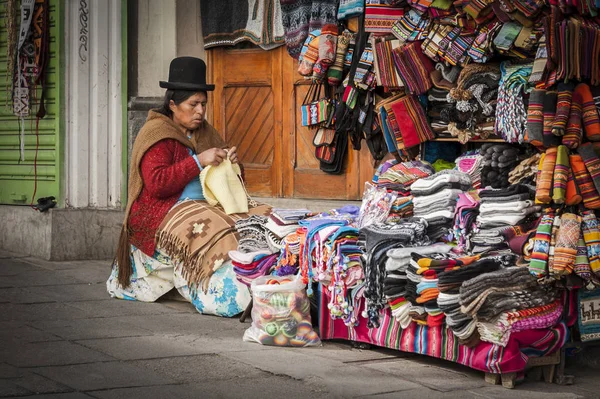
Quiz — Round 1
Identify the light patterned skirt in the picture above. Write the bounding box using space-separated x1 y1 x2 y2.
106 245 251 317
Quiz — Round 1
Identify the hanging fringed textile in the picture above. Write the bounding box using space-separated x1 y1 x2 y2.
4 0 19 110
11 0 50 162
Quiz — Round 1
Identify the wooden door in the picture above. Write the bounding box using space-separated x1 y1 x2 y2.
208 47 283 197
208 46 377 200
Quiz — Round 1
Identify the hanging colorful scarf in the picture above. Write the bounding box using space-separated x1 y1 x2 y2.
529 209 555 278
571 154 600 209
391 41 434 95
552 145 570 204
373 39 403 91
552 213 581 276
582 210 600 275
364 4 404 35
391 95 434 149
535 147 557 204
391 9 430 45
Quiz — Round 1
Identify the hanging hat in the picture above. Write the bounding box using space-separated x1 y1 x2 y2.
200 157 249 215
159 57 215 91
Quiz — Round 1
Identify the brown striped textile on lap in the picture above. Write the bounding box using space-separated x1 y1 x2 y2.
156 200 271 291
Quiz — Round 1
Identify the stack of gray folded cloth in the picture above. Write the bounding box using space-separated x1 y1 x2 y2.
471 184 541 253
411 170 472 242
437 255 515 346
459 266 558 346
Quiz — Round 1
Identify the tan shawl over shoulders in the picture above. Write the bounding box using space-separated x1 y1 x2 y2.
115 110 226 287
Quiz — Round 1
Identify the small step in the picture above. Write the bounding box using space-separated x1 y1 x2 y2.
254 197 361 214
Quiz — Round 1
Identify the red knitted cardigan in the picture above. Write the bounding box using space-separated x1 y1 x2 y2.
128 139 201 256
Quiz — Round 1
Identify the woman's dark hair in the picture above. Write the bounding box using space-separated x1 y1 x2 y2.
157 89 207 117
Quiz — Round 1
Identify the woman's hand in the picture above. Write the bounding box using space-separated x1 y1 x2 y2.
198 147 228 167
227 146 239 164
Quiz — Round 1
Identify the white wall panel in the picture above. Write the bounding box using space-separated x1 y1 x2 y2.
65 0 123 208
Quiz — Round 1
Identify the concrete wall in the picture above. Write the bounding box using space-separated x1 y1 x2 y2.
176 0 206 60
136 0 177 97
64 0 124 209
0 206 122 261
134 0 206 98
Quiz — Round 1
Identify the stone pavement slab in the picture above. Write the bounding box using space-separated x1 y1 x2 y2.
0 302 92 322
0 287 60 304
14 394 93 399
33 283 112 302
33 361 176 391
223 347 422 397
128 354 268 383
7 372 74 395
0 249 28 259
105 313 250 336
87 376 331 399
65 298 176 318
55 266 111 285
32 318 154 341
0 340 114 367
75 335 210 360
19 258 109 272
0 380 32 397
0 270 82 288
0 259 44 276
0 363 24 379
363 357 487 392
0 322 62 348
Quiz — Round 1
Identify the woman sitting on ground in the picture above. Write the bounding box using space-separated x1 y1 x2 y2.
107 57 268 316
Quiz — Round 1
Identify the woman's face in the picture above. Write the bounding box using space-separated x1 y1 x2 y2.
170 92 208 131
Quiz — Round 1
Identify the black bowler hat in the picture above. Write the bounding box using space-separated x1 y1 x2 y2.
159 57 215 91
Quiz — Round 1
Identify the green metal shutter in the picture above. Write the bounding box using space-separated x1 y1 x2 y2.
0 0 62 205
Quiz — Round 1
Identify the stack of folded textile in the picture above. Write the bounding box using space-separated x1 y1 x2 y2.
412 253 479 328
235 216 272 253
480 143 522 189
459 267 559 346
375 160 435 193
263 211 303 253
386 196 414 222
437 256 509 345
471 184 540 253
452 191 480 253
359 218 430 328
275 232 301 276
229 250 279 286
411 170 473 242
385 243 452 328
369 160 436 223
272 208 311 224
477 299 563 347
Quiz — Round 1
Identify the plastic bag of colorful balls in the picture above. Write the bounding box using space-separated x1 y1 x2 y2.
243 275 321 347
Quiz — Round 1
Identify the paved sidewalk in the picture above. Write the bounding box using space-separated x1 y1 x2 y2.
0 250 598 399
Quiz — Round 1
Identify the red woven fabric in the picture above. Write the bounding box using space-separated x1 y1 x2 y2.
129 139 201 256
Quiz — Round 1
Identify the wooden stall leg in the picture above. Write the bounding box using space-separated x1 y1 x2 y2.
239 299 253 323
554 346 576 385
501 372 517 389
542 365 556 383
485 373 500 385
